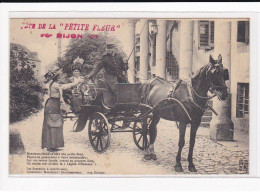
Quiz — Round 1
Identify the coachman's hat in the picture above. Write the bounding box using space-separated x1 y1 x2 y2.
106 39 116 49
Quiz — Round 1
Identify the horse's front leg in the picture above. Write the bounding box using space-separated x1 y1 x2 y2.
187 120 201 172
144 111 160 161
175 122 187 172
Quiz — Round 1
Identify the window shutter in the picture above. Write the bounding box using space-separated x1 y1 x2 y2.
199 21 214 50
245 21 249 44
237 21 246 43
210 21 214 48
237 21 249 44
199 21 209 48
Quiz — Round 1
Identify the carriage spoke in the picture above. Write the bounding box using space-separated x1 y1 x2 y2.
136 125 142 130
96 136 100 150
134 131 141 135
93 121 99 130
137 134 143 144
103 137 109 145
89 112 110 153
100 135 105 144
92 134 98 142
102 130 108 136
99 136 103 150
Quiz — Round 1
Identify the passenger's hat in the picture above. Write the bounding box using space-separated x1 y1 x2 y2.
73 56 84 65
72 56 84 71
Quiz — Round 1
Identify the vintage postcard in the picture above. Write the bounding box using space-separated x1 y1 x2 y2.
9 17 250 176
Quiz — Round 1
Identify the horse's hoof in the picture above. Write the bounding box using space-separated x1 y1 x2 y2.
174 163 183 172
150 153 157 161
144 154 152 160
188 164 197 172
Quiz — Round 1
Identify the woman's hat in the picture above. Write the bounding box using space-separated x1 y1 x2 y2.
44 65 62 83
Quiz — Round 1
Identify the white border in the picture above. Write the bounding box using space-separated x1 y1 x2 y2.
1 2 260 191
8 11 259 19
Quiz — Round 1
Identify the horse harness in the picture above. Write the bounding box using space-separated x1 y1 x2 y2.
185 78 218 116
186 81 209 113
166 78 218 122
140 77 218 123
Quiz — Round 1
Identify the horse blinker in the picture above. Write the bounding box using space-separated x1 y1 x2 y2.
224 69 229 81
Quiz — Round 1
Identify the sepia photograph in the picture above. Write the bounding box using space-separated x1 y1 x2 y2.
8 17 250 176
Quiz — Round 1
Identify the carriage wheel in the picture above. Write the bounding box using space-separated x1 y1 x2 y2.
72 119 78 131
88 112 111 153
133 116 157 150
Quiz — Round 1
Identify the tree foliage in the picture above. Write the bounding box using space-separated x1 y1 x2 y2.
9 44 43 123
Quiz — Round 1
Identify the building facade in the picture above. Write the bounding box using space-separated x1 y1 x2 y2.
126 19 249 140
10 43 42 80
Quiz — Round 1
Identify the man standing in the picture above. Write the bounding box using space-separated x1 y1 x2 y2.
85 40 128 93
75 41 128 132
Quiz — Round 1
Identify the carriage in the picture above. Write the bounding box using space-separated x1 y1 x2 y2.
61 54 229 172
62 78 156 153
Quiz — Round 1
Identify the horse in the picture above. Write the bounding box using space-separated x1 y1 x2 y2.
139 54 229 172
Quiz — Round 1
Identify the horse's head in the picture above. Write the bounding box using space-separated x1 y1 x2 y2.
207 54 229 101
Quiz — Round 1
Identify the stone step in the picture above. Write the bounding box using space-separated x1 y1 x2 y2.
203 111 212 116
200 122 210 128
201 101 213 128
201 116 212 123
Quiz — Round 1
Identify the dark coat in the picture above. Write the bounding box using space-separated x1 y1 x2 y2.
88 53 128 80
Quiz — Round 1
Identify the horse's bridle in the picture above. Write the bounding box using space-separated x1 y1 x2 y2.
208 66 229 101
187 65 229 112
186 79 224 113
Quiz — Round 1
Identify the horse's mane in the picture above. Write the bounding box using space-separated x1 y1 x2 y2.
191 63 210 80
152 76 167 83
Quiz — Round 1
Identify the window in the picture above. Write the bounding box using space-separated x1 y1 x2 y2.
135 34 140 53
198 21 214 50
136 45 140 53
236 83 249 118
166 51 179 81
237 21 249 44
134 57 140 82
135 56 140 71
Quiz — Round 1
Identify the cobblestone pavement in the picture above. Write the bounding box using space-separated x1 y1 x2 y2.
9 109 249 175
